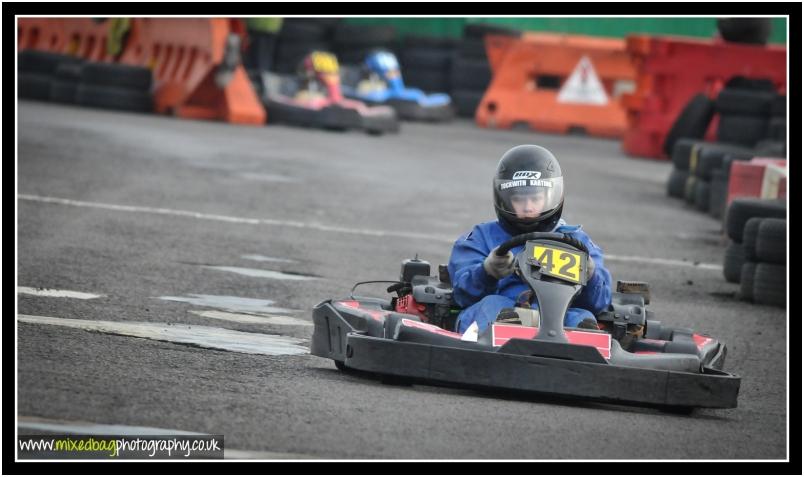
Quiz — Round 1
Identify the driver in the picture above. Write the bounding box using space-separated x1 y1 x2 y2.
448 145 612 334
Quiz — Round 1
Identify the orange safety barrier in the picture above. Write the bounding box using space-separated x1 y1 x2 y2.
18 18 68 53
476 33 636 138
18 18 117 61
17 17 264 125
119 18 265 124
622 35 786 159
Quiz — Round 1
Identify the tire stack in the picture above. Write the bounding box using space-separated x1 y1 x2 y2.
662 93 716 159
666 139 753 207
714 83 783 152
449 23 521 117
717 18 773 45
19 50 82 102
738 217 787 307
331 23 398 68
76 62 153 112
398 35 456 94
722 198 786 306
272 18 339 74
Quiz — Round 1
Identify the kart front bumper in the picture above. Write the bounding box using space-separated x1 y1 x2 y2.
311 301 740 410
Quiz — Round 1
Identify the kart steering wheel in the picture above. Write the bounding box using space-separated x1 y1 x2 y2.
495 232 589 257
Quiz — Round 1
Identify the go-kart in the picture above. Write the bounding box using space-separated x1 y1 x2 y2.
340 51 454 122
256 51 399 135
311 232 740 412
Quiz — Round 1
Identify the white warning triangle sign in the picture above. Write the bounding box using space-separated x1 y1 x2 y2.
557 56 609 105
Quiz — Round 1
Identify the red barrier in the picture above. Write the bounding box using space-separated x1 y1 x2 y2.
726 158 787 206
118 18 264 124
623 35 786 159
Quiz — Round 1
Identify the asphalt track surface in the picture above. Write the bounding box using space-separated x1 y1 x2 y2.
16 100 789 460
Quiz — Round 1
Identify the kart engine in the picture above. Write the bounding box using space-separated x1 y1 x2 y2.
391 257 460 331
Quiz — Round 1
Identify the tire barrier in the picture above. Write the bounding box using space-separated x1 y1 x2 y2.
333 24 397 66
737 218 787 308
476 33 635 138
752 263 786 307
724 198 786 243
272 18 336 74
400 35 456 95
18 50 83 102
622 35 786 159
49 62 83 104
119 18 265 124
662 93 715 157
448 24 520 118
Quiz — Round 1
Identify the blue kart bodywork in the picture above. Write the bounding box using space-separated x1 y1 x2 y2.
341 51 454 121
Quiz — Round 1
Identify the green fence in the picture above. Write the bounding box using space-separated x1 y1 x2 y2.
341 17 787 45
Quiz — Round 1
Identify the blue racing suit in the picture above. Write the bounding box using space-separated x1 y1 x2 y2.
448 219 612 333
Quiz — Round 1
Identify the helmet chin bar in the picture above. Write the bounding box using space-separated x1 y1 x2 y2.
496 203 563 234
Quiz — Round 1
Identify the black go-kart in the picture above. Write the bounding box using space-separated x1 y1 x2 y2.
311 232 740 412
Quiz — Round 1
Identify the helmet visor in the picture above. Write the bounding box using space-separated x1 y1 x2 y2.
494 176 564 219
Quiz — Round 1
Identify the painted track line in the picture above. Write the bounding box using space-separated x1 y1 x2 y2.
20 194 723 270
18 194 454 242
18 287 103 299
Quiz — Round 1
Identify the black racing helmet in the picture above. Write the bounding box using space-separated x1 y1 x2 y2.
493 145 565 234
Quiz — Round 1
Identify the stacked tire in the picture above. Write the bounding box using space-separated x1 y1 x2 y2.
738 217 787 307
272 18 339 74
398 35 456 94
19 50 82 102
715 81 785 155
717 18 773 45
332 23 397 68
76 62 153 112
722 199 786 307
449 23 520 117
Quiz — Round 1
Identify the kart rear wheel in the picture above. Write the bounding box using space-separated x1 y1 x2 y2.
334 360 348 371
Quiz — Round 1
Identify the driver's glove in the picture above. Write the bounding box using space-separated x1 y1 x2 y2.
483 247 515 279
586 255 596 280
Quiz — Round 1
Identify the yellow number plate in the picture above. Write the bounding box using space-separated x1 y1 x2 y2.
532 245 585 284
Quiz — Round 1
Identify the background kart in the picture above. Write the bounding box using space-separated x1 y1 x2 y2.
256 71 399 135
340 51 454 122
311 232 741 412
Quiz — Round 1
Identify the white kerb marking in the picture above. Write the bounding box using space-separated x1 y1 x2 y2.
202 266 317 281
157 294 298 315
18 194 455 242
189 310 311 327
18 315 309 356
241 254 298 263
18 287 103 299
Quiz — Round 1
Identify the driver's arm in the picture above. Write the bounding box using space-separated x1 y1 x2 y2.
448 228 500 308
571 232 612 314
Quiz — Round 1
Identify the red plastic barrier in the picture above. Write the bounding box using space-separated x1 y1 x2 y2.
623 35 786 159
118 18 265 124
726 158 787 206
